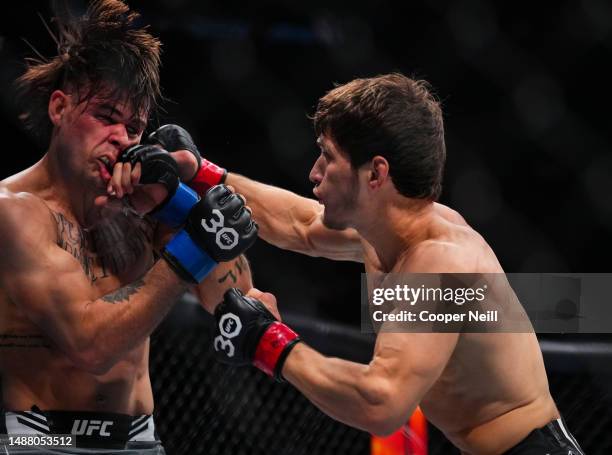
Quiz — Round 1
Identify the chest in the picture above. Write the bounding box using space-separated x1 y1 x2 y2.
53 211 156 295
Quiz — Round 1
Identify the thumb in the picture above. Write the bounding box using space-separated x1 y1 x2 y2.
247 287 276 304
246 288 281 321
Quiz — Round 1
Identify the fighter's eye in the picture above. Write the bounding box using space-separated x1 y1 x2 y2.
97 114 113 124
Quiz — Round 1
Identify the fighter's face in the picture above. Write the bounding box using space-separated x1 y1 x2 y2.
50 90 146 195
309 134 360 230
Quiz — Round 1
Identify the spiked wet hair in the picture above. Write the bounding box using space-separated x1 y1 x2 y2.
15 0 162 146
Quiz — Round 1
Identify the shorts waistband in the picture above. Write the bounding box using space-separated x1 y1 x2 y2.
543 417 585 454
3 407 158 450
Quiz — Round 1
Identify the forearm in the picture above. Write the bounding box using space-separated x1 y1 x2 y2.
195 255 253 313
225 173 321 254
76 260 188 373
282 343 412 435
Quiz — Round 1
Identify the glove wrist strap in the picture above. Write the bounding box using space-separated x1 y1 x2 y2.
163 230 217 282
253 322 301 380
189 160 227 195
152 183 200 228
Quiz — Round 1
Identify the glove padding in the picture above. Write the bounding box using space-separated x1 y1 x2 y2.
146 124 201 178
119 144 180 196
185 185 258 263
214 288 301 381
148 124 226 193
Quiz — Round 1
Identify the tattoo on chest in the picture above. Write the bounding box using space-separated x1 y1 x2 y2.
52 211 155 283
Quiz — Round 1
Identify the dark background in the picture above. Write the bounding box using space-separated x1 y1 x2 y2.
1 0 611 325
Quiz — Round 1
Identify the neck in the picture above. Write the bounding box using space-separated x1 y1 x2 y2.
356 197 434 271
25 148 94 227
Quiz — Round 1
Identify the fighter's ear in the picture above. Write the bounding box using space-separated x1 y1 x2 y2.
368 155 389 189
48 90 71 127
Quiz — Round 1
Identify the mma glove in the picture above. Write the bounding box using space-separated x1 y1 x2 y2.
119 143 180 196
119 144 200 228
213 288 301 381
162 185 258 283
146 124 226 195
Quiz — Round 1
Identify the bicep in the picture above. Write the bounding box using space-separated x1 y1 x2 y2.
298 215 364 262
2 234 95 351
225 174 363 261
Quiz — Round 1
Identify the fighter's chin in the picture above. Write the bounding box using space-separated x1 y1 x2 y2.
93 195 125 216
321 210 350 231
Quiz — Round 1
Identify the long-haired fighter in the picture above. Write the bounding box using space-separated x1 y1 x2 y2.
0 1 256 453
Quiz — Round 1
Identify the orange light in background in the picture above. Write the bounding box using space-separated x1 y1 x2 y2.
371 407 428 455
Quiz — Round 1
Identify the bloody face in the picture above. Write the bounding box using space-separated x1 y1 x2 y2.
52 90 146 196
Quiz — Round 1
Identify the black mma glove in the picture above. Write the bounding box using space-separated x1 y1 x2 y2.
146 124 202 180
148 124 226 194
162 185 258 282
213 288 301 381
119 144 180 196
120 144 202 228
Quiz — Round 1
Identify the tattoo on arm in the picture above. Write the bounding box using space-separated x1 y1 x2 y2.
0 334 51 348
101 278 145 304
217 256 249 284
218 270 237 284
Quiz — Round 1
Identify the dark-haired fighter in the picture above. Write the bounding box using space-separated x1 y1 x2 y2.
190 74 584 454
0 1 256 453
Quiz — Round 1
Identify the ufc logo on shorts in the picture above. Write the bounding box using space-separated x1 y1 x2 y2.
214 313 242 358
71 419 114 437
201 209 239 250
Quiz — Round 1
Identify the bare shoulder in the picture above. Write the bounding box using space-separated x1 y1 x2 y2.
432 202 469 225
0 188 56 251
402 240 471 273
402 206 504 274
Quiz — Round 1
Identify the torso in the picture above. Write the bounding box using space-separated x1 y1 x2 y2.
0 176 157 415
363 203 558 454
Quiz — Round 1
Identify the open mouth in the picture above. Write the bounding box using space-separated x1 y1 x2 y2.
97 157 113 181
99 156 113 172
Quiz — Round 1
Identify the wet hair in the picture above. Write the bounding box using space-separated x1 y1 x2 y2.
314 73 446 200
15 0 162 146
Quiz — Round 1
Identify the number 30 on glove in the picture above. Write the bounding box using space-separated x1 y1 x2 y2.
213 288 301 381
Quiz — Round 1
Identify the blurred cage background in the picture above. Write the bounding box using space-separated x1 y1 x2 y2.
1 0 612 453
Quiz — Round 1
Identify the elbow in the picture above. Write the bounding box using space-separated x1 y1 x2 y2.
358 379 412 436
362 401 409 436
365 413 408 437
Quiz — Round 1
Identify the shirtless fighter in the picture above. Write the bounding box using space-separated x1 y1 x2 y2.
0 1 256 453
183 74 584 453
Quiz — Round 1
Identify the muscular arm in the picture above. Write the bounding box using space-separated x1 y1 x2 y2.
273 245 475 435
226 173 363 262
0 194 188 375
282 331 458 435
